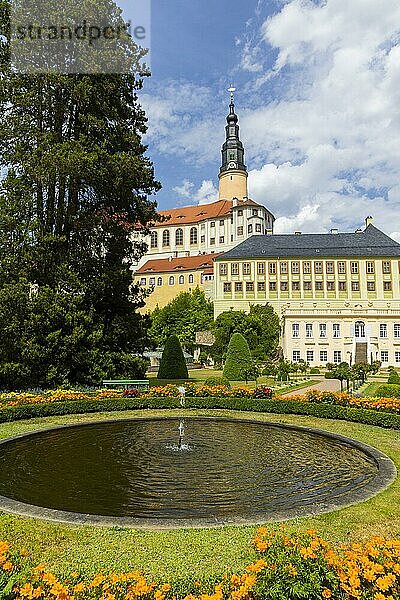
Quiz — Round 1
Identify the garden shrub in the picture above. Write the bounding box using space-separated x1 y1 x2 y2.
204 376 231 388
309 367 320 374
157 335 188 380
375 383 400 398
388 370 400 384
223 333 253 381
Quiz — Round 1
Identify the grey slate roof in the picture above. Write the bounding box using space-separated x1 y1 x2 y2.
216 225 400 260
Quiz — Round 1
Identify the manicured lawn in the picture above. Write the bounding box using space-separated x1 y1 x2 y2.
0 408 398 582
360 381 385 397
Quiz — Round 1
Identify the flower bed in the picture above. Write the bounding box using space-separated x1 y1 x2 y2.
1 529 400 599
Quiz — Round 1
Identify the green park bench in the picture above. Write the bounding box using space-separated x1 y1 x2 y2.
102 379 150 391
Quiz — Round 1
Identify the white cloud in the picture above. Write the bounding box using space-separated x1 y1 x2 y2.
172 179 218 206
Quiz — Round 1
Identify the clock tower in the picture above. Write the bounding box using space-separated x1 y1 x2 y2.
219 88 248 201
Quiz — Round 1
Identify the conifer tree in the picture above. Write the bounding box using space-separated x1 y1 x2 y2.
0 0 160 387
223 333 253 381
157 335 189 380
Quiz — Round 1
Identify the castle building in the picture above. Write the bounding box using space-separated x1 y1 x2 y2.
136 94 275 270
213 220 400 366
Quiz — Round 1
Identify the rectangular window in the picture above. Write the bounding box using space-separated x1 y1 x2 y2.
269 262 277 275
339 281 347 291
291 261 300 274
231 263 239 275
326 261 334 274
237 226 244 236
200 235 205 243
303 261 311 274
210 221 215 228
252 209 258 216
303 281 312 290
333 350 342 364
384 281 392 291
210 238 215 245
333 324 341 338
281 281 288 291
219 219 224 226
243 263 251 275
292 281 300 291
149 277 155 286
257 281 266 291
381 350 389 363
306 350 314 363
255 223 262 232
352 281 360 291
246 282 254 292
396 351 400 363
269 281 277 291
235 282 243 292
367 281 375 291
223 282 232 292
292 350 301 362
140 278 146 286
248 224 253 234
351 262 359 274
338 262 346 274
320 350 328 362
382 261 391 274
327 281 335 291
306 323 313 338
238 209 243 217
366 261 375 274
380 324 388 338
319 323 327 338
394 324 400 338
292 323 300 338
257 262 265 275
315 262 323 274
219 236 225 244
280 262 288 274
315 281 323 291
219 264 227 276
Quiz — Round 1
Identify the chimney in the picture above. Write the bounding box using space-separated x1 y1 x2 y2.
365 215 373 228
355 228 363 234
330 228 338 234
294 231 301 235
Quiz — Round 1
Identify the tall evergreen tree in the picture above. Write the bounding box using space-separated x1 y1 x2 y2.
157 335 189 380
0 0 160 387
223 333 253 382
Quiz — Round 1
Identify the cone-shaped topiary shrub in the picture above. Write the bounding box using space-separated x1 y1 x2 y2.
157 335 189 379
223 333 253 381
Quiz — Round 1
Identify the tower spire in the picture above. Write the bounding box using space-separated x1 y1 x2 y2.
218 86 248 201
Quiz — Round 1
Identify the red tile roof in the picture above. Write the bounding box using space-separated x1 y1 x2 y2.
135 253 222 275
152 198 263 227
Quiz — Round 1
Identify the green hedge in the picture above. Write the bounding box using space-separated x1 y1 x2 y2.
375 383 400 398
1 396 399 430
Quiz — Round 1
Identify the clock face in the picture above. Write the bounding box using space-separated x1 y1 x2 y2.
228 161 236 169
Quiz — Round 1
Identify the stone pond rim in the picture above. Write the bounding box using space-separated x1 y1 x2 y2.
0 416 396 530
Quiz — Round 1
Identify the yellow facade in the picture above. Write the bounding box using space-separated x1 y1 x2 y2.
218 170 248 201
214 254 400 366
134 269 213 313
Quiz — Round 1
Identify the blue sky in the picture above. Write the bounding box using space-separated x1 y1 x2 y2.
120 0 400 240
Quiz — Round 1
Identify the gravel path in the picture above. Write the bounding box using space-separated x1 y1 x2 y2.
281 377 342 397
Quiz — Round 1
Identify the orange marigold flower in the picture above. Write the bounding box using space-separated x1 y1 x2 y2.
2 561 13 571
322 589 332 598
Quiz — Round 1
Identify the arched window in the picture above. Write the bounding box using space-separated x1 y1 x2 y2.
157 277 162 286
355 321 366 339
179 275 184 284
190 227 198 245
169 276 175 285
175 228 184 246
162 230 170 247
188 274 194 284
150 231 158 248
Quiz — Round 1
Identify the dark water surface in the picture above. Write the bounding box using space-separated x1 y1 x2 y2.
0 418 378 519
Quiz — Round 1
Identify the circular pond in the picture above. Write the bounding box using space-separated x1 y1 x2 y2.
0 417 395 528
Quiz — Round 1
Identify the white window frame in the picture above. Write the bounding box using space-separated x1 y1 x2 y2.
333 324 341 338
319 323 327 338
292 323 300 338
380 324 388 338
305 323 313 338
333 350 342 364
381 351 389 363
292 350 301 362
